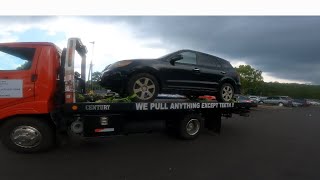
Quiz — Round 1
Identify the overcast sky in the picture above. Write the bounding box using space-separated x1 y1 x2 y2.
0 16 319 84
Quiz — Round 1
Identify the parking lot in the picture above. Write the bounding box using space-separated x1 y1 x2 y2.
0 106 319 180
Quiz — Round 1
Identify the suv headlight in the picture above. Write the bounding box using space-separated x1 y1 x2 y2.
108 60 132 69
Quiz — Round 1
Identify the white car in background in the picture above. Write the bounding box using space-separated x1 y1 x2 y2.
248 95 264 103
307 99 320 106
262 96 293 107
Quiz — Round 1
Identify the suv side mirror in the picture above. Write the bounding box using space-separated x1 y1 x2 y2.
170 54 183 65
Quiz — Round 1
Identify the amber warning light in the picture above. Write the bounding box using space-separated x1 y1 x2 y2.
72 105 78 111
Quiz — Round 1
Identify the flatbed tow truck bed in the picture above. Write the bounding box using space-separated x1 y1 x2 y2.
61 100 250 138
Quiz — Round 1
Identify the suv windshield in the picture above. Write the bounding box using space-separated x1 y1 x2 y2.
157 51 178 59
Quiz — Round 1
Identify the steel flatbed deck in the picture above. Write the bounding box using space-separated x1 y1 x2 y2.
60 100 251 138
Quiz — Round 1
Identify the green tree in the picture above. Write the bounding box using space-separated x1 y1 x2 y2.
260 82 320 99
235 65 264 95
92 71 102 82
87 71 103 91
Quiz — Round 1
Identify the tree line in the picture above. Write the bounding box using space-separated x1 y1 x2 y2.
235 65 320 99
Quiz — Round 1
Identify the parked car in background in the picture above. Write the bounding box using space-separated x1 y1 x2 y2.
258 96 268 103
248 95 261 103
262 96 293 107
292 99 311 107
306 99 320 106
100 49 241 102
234 95 258 107
292 100 303 107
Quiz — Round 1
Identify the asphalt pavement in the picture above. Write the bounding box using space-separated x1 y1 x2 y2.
0 106 320 180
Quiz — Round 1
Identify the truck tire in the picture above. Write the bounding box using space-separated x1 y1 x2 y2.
0 117 55 153
179 114 203 140
127 73 159 102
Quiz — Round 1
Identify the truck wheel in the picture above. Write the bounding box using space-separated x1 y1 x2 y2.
128 73 159 102
0 117 55 153
217 83 234 102
179 114 203 140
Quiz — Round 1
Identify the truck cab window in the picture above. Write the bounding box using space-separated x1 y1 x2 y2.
0 47 35 70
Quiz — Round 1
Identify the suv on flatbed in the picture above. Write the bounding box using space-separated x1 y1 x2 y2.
100 49 241 102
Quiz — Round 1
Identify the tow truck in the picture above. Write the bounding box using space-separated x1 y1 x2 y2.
0 38 250 153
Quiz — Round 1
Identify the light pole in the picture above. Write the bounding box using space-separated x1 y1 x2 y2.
88 41 95 91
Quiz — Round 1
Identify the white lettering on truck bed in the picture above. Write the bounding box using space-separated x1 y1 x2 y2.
85 105 110 111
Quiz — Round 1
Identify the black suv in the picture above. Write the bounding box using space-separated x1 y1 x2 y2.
100 49 241 102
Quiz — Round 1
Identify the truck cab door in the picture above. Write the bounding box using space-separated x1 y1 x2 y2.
0 45 39 110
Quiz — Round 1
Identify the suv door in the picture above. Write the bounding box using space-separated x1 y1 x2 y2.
163 51 202 90
0 46 38 110
197 53 225 92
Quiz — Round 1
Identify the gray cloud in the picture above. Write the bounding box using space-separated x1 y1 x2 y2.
88 16 320 84
1 16 319 84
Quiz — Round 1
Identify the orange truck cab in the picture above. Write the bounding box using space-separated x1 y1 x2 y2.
0 42 62 119
0 38 87 153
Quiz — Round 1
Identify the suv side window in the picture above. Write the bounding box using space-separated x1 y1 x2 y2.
176 51 197 65
0 47 35 71
219 60 233 69
198 53 221 68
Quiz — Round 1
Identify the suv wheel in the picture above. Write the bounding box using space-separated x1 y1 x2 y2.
217 83 234 102
128 73 159 102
